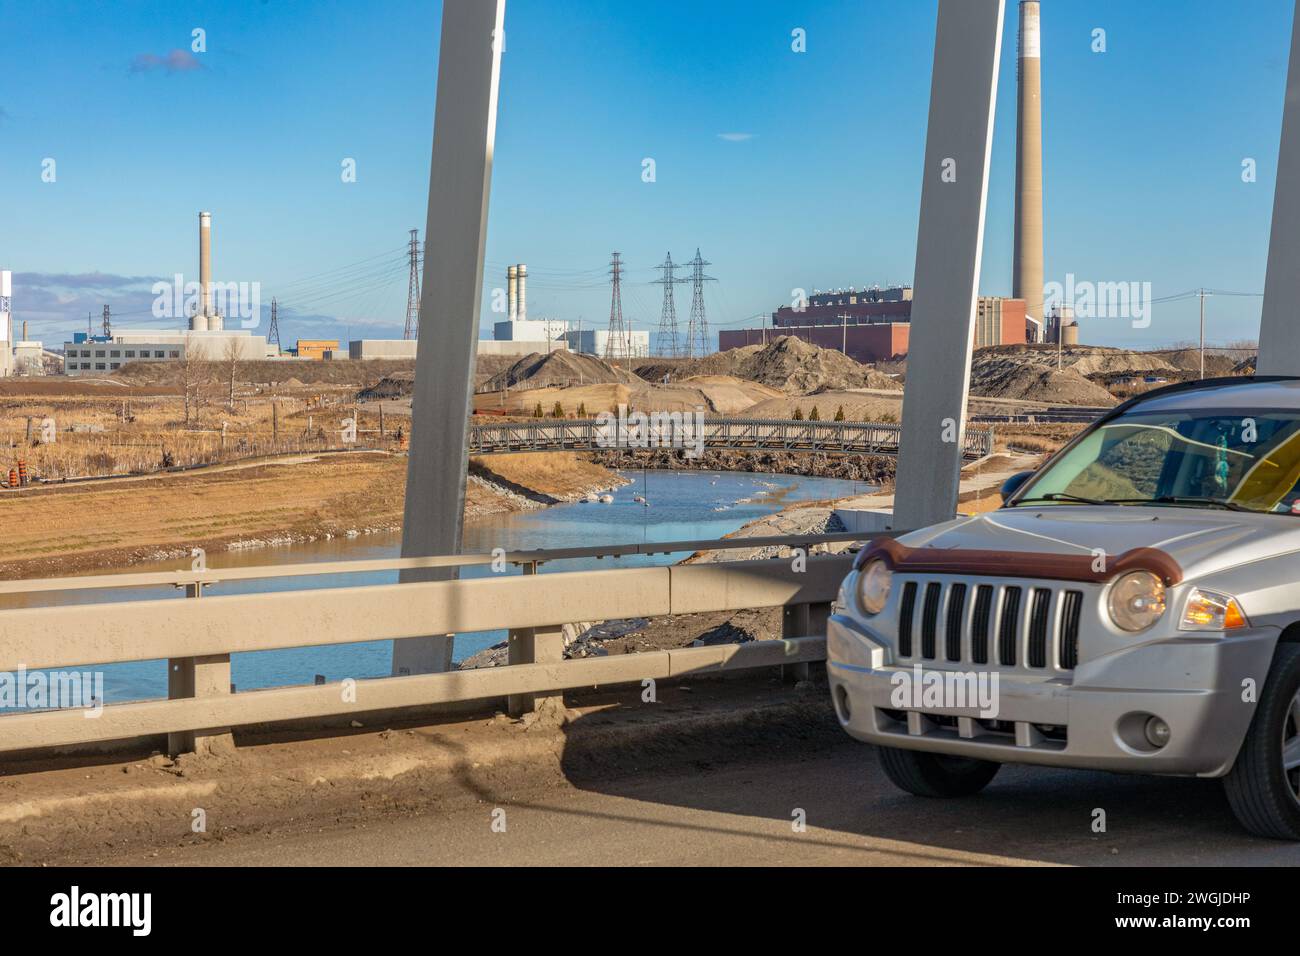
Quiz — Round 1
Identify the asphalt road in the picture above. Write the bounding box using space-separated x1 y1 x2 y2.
115 739 1300 866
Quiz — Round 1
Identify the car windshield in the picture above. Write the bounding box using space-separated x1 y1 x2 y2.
1012 408 1300 514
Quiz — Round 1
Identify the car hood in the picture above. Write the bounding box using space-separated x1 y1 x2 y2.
900 505 1300 582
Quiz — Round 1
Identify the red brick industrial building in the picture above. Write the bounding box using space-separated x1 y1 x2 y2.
718 288 1027 362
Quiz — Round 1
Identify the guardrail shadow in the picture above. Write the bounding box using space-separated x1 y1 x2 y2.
548 674 1296 865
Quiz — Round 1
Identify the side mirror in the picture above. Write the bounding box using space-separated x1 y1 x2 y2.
1000 470 1035 504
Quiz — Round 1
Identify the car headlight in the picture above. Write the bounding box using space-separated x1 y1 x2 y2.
1180 588 1248 631
855 559 892 616
1108 570 1166 632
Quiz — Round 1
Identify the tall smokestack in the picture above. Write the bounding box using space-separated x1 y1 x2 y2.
507 265 518 321
199 211 213 317
517 264 527 323
1013 1 1045 336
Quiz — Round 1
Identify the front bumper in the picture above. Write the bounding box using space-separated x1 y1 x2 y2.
827 612 1279 777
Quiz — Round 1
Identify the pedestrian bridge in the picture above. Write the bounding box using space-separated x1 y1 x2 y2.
469 418 996 460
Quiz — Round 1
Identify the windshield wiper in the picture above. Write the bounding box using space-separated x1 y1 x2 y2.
1147 495 1256 513
1097 495 1258 513
1015 493 1116 506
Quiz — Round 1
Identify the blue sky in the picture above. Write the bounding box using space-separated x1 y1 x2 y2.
0 0 1293 350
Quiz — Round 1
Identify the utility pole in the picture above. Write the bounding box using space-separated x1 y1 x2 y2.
1198 287 1212 379
654 252 683 358
838 311 851 356
605 252 626 362
403 229 421 340
683 248 716 359
268 298 282 354
1056 307 1062 371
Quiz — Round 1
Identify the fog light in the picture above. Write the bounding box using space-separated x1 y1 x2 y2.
1144 716 1171 749
834 684 852 723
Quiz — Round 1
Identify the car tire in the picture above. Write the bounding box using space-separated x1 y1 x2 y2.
1224 643 1300 840
877 746 1000 798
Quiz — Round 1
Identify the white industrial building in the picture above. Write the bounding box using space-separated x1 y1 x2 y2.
562 328 650 360
62 212 275 376
477 262 571 357
349 339 419 360
63 330 272 375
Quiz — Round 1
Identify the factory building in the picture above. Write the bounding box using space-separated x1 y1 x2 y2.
561 328 651 360
290 339 339 361
481 262 573 357
718 288 1027 362
63 329 271 375
349 339 419 360
62 212 273 376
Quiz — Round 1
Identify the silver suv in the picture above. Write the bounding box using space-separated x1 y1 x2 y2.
828 376 1300 839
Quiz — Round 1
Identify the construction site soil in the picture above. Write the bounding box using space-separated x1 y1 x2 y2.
638 336 903 393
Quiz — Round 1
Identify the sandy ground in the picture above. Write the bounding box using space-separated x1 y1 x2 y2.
0 450 619 580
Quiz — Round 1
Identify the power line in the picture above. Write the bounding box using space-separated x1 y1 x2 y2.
682 248 716 359
605 252 627 361
268 298 282 353
653 252 684 358
404 229 421 340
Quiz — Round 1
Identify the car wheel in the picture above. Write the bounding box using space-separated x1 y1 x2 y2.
1224 643 1300 840
877 745 1000 798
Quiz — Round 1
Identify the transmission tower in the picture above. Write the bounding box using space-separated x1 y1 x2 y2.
268 298 282 353
102 304 111 338
654 253 685 358
403 229 422 340
605 252 628 361
683 249 716 359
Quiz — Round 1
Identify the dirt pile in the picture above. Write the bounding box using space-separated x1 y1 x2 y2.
1159 349 1241 378
975 344 1177 379
358 372 414 401
969 355 1117 406
640 337 901 395
116 358 416 387
482 350 639 391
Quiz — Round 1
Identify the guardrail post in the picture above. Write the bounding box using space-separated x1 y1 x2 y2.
506 562 566 718
781 602 812 682
167 582 234 756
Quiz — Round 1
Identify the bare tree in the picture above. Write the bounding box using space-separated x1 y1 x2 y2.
178 342 209 425
222 337 243 411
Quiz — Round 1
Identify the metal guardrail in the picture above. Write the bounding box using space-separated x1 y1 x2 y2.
0 532 867 595
0 534 862 757
468 417 995 460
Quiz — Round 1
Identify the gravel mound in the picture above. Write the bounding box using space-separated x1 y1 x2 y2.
969 356 1117 405
482 350 639 390
639 336 901 395
357 372 414 400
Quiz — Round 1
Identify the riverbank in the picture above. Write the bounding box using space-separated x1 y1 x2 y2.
0 450 623 581
588 448 895 484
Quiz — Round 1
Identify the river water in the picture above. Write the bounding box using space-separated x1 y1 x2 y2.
5 470 872 705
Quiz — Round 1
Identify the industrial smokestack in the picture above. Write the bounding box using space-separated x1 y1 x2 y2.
517 264 527 323
507 265 518 321
1013 1 1045 334
199 211 213 318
